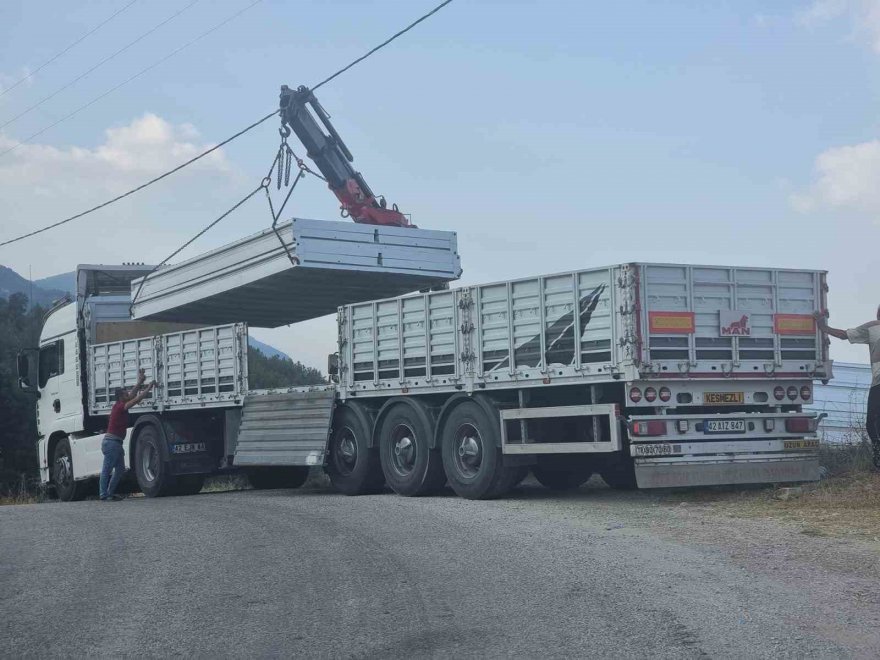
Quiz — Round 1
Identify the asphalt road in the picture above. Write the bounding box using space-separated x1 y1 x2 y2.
2 481 879 659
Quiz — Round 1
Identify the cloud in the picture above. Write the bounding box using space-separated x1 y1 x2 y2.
0 113 230 189
796 0 880 52
790 139 880 212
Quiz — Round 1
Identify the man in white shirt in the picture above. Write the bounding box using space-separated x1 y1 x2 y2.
815 308 880 468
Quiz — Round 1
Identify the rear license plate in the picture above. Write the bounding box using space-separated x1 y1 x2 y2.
631 443 678 457
784 439 819 450
171 442 206 454
704 391 744 405
704 419 745 434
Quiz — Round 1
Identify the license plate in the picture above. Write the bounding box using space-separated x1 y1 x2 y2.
704 391 744 405
784 439 819 450
632 443 678 457
704 419 745 434
171 442 206 454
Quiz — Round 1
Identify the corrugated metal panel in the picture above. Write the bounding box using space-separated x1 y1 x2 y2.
89 322 248 413
129 217 461 328
808 362 871 444
641 264 828 376
232 389 335 466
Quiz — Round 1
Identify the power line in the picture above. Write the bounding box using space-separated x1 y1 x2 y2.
0 0 200 132
0 110 277 248
311 0 454 92
0 0 140 98
0 0 262 158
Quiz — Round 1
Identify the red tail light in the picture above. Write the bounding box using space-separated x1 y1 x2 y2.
632 420 667 436
786 386 798 401
629 387 642 403
659 387 672 402
785 417 817 433
800 385 811 400
773 386 785 401
644 387 657 402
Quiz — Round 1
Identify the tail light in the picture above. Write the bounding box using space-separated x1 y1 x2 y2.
785 417 818 433
631 420 667 436
659 387 672 402
773 386 785 401
629 387 642 403
644 387 657 402
786 386 798 401
800 385 811 400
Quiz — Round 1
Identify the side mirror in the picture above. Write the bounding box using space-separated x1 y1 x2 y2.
327 353 339 379
17 349 40 396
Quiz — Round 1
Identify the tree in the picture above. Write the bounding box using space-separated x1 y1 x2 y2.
248 348 326 389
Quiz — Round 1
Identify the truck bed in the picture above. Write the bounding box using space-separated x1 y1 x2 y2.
338 262 830 398
88 323 249 414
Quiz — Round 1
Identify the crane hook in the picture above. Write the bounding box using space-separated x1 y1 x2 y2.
279 124 291 139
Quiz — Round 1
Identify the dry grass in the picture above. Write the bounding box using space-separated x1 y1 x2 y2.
661 442 880 541
0 475 49 506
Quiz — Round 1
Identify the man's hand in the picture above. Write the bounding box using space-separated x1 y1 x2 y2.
137 368 146 385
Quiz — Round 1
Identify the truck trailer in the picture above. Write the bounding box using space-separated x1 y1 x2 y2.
18 261 830 501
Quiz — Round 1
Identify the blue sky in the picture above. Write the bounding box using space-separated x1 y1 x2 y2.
1 0 878 368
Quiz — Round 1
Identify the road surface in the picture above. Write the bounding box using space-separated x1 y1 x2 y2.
2 480 879 658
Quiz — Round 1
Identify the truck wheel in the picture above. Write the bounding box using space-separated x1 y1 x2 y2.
532 455 593 491
172 475 206 496
440 400 517 500
134 425 177 498
52 438 84 502
326 405 384 496
599 455 638 490
378 403 445 496
247 467 309 490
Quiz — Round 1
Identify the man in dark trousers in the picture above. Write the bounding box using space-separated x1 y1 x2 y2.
815 308 880 468
100 368 156 501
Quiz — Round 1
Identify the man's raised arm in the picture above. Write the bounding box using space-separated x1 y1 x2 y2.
814 310 848 341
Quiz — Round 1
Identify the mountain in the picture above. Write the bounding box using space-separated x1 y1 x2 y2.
248 337 291 361
34 272 76 296
0 266 70 308
1 266 293 361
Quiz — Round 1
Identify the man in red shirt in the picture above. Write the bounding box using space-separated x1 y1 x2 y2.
100 368 156 501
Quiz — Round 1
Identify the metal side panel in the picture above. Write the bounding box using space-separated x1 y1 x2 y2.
130 217 461 328
232 390 336 467
635 457 819 488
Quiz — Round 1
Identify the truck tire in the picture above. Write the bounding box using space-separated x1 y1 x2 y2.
172 475 206 496
326 405 384 496
52 438 85 502
247 467 309 490
378 403 445 496
440 400 517 500
532 455 593 491
599 455 638 490
134 424 177 498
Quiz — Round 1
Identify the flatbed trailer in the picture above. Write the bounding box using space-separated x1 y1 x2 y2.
21 262 830 501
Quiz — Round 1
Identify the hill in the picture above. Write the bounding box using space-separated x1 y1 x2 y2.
0 266 69 308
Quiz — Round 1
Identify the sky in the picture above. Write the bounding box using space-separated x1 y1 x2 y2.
1 0 878 369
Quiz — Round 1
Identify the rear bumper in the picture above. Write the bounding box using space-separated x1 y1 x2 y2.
635 456 818 488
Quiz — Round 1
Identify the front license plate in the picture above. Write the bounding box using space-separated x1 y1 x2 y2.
784 439 819 450
704 391 744 405
632 443 678 457
704 419 745 434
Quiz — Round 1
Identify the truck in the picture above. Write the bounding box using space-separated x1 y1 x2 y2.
18 261 831 501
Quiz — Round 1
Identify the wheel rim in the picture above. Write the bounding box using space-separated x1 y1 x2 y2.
333 427 358 476
142 442 159 482
54 452 72 489
453 423 483 479
388 423 417 477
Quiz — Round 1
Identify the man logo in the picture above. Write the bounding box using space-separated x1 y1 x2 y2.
720 311 751 336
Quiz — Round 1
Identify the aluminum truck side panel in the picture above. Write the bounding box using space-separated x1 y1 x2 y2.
88 323 248 414
638 264 830 380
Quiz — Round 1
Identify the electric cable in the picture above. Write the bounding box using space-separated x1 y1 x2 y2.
0 0 139 98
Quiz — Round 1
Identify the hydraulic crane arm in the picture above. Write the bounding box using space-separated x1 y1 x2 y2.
279 85 411 228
